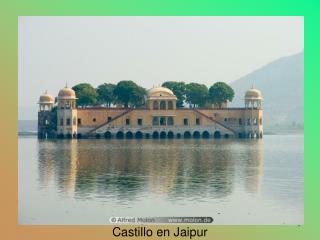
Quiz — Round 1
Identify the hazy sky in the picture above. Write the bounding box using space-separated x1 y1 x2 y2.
18 16 303 120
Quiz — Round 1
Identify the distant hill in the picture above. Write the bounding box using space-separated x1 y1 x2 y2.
19 53 303 133
230 52 304 129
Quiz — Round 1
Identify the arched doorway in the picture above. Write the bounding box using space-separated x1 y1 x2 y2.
116 131 124 139
160 131 167 139
160 101 166 110
135 131 143 139
214 131 221 139
167 131 174 139
58 133 64 139
153 101 159 110
152 131 159 139
57 134 64 139
193 131 200 138
66 133 72 139
126 131 133 139
104 131 112 139
184 131 191 138
202 131 210 138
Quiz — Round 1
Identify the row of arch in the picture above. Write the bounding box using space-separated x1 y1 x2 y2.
88 130 229 139
57 131 262 139
152 100 174 110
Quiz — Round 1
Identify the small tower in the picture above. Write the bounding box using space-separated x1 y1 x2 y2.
57 85 78 138
38 91 55 138
244 86 263 138
146 86 177 110
245 86 262 109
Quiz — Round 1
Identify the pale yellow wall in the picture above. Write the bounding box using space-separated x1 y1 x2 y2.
77 108 125 127
199 108 263 131
76 108 263 130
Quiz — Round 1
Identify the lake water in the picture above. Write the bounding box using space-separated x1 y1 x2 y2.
18 135 304 224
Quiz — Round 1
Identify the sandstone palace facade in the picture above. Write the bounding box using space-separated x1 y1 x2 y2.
38 86 263 139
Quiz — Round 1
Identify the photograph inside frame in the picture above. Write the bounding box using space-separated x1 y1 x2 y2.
18 16 304 224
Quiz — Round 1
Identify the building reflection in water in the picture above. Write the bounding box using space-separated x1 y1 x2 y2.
37 139 264 203
242 140 264 193
38 139 79 197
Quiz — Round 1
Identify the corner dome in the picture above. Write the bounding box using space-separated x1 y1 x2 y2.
58 86 76 99
147 86 176 99
245 88 263 100
39 90 54 104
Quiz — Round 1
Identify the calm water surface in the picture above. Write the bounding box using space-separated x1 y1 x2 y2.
18 135 303 224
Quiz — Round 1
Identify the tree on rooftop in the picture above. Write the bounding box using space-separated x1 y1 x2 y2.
72 83 97 107
162 81 186 108
96 83 116 107
185 82 208 108
208 82 234 108
113 80 146 108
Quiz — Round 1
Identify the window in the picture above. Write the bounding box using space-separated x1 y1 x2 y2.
126 118 130 125
160 117 166 126
160 101 166 110
239 118 242 125
65 102 71 109
45 119 49 125
167 117 174 125
66 118 71 126
196 118 200 125
152 117 159 126
60 118 63 126
253 118 258 125
153 101 159 110
108 117 112 122
73 117 76 125
168 101 173 110
247 118 251 125
137 118 143 126
183 118 189 126
78 118 82 125
93 118 96 122
224 118 227 122
259 118 262 125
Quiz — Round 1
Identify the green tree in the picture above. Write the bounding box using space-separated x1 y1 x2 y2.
96 83 116 107
72 83 97 107
113 80 146 108
185 82 208 107
208 82 234 108
162 81 186 108
130 85 146 108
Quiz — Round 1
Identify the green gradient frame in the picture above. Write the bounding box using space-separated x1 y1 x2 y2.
1 0 318 239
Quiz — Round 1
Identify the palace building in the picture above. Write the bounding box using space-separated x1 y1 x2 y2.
38 85 263 139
